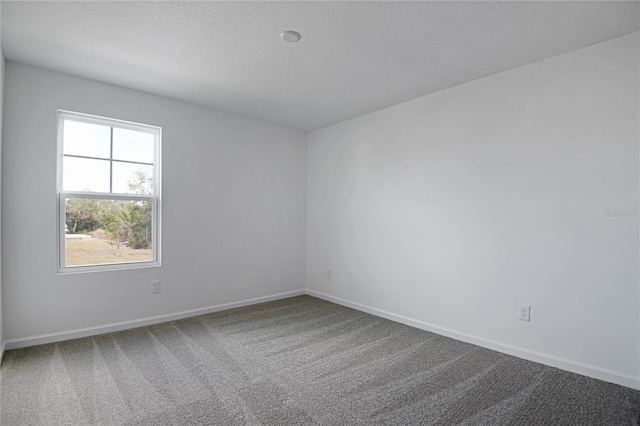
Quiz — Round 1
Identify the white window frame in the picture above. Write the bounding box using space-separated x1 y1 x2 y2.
57 110 162 273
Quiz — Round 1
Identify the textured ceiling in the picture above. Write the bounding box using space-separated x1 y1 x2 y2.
1 1 639 131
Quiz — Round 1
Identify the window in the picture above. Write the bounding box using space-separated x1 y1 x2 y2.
57 111 161 272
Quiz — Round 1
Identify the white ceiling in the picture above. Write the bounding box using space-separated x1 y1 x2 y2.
1 1 639 131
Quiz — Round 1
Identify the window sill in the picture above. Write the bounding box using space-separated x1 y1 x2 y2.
57 260 161 275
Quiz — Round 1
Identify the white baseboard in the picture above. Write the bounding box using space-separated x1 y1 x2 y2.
4 288 638 390
3 290 306 351
306 289 640 391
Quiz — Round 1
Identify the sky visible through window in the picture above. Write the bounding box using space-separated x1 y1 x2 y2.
63 120 154 194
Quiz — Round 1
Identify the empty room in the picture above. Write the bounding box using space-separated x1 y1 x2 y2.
0 1 639 425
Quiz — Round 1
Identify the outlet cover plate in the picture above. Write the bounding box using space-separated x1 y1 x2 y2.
518 304 531 321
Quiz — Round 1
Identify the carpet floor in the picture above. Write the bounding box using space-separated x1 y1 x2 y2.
1 295 638 425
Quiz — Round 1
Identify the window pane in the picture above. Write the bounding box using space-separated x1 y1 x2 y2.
112 162 153 195
63 157 110 192
63 120 111 159
112 128 154 164
65 198 153 267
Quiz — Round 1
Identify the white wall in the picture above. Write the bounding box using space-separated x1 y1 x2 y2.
0 46 5 357
2 63 307 343
307 33 639 388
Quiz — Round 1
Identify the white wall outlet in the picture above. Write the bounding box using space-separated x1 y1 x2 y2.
518 304 531 321
327 269 332 280
152 280 161 294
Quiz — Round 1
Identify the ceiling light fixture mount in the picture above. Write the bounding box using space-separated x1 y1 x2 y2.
280 30 301 43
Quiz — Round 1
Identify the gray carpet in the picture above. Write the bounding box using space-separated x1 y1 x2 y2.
1 295 638 425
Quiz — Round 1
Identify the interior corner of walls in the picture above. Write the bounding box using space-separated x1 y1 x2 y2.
0 44 4 363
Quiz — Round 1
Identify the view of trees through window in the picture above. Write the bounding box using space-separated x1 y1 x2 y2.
65 169 154 266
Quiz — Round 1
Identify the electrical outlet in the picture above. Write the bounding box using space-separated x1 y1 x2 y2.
518 304 530 321
152 280 161 294
327 269 332 280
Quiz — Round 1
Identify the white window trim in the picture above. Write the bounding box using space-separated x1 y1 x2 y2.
57 110 162 274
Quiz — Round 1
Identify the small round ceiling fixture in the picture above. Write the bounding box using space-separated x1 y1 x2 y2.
280 30 301 43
